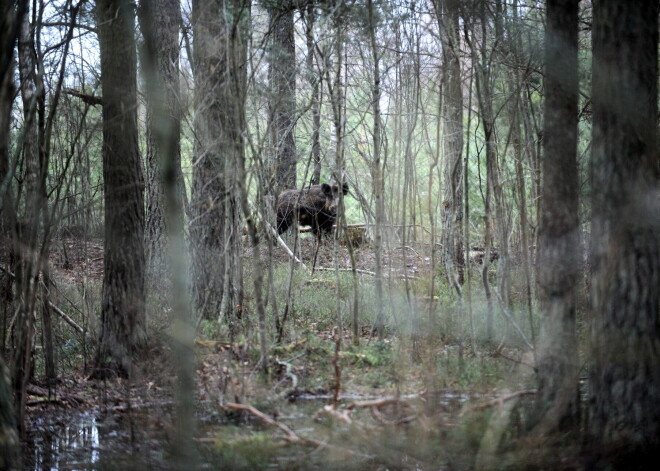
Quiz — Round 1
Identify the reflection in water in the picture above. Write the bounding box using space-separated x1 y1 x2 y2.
28 412 100 470
25 405 176 470
23 391 473 470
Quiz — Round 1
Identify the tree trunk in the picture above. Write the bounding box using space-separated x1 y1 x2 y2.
268 4 297 194
139 0 184 285
190 0 249 325
13 8 42 434
434 0 465 296
0 357 17 468
94 0 146 378
141 0 197 464
587 0 660 464
0 0 22 360
303 3 322 186
0 3 21 456
367 0 384 339
534 0 580 434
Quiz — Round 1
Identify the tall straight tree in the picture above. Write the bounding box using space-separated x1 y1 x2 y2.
366 0 385 339
141 1 196 464
94 0 146 377
268 1 297 193
433 0 465 295
190 0 249 322
534 0 580 434
588 0 659 464
139 0 184 283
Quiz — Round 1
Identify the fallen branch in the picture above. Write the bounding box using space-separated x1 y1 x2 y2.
251 204 307 270
226 402 303 442
27 383 88 407
48 301 84 334
224 402 371 461
0 265 84 334
462 390 537 415
346 397 417 426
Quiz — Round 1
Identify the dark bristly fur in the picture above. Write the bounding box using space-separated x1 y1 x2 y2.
276 183 349 237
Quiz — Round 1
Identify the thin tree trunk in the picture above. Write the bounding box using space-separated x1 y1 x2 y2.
303 3 322 186
366 0 385 340
465 5 495 340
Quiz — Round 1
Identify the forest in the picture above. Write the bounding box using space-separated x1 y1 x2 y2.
0 0 658 469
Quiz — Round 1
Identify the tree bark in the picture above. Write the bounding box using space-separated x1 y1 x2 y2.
141 0 197 464
433 0 465 296
534 0 580 434
12 8 43 434
303 3 322 185
139 0 185 285
268 3 297 194
94 0 146 378
587 0 660 464
0 1 19 360
367 0 384 339
190 0 249 323
0 357 18 469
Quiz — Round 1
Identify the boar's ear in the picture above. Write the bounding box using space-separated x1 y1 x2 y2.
341 183 349 195
321 183 333 196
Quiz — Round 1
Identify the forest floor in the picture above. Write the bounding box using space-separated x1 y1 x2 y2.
20 234 552 470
